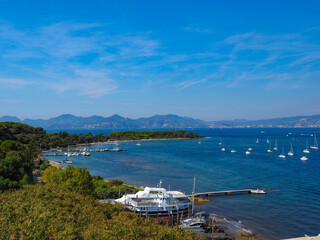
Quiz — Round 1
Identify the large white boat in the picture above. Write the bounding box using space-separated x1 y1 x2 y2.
115 187 191 216
310 134 319 150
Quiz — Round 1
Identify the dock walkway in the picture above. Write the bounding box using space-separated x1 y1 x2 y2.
188 189 265 197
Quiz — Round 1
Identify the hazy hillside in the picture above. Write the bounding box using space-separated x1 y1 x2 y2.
1 114 320 129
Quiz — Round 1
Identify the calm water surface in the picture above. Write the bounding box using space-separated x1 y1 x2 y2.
45 128 320 239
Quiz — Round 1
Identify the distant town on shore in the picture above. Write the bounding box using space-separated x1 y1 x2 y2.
1 113 320 129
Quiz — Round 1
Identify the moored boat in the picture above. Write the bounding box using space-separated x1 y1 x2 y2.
251 189 266 194
115 187 191 216
300 156 308 161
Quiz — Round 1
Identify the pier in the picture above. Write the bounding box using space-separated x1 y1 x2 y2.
188 189 267 197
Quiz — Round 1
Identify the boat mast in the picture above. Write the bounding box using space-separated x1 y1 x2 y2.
192 176 196 216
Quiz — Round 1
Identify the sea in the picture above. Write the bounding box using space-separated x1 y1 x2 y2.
45 128 320 240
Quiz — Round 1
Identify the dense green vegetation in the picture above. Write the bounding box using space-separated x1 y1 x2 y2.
42 165 141 199
0 184 200 239
109 130 204 140
0 121 204 191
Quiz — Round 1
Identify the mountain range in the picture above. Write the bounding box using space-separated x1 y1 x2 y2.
0 114 320 129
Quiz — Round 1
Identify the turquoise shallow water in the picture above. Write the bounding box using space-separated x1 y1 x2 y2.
45 128 320 239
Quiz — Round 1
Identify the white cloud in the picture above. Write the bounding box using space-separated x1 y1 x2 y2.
176 79 207 89
0 78 32 88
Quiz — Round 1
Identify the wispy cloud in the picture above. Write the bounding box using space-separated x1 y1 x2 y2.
0 78 32 88
43 68 118 97
176 79 207 89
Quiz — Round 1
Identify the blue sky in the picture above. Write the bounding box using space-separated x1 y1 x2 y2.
0 0 319 121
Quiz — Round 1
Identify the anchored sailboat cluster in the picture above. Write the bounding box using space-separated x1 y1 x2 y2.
217 134 318 162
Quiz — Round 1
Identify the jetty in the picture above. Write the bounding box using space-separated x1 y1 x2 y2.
188 189 267 197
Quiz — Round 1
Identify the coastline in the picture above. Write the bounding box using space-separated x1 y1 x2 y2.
43 136 210 152
43 156 255 239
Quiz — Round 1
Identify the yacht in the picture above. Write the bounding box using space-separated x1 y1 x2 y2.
288 143 294 156
267 142 273 153
303 140 310 153
278 146 286 158
115 187 191 216
273 139 278 151
81 151 90 156
179 215 206 232
251 189 266 194
300 156 308 161
310 134 319 150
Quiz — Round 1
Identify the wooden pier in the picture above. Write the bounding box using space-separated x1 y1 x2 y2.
188 189 264 197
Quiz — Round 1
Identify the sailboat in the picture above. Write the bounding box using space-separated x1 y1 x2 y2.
267 139 270 144
288 143 294 156
310 134 319 150
267 142 273 153
303 140 310 153
300 156 308 161
219 137 222 145
273 139 278 151
278 146 286 158
256 138 259 143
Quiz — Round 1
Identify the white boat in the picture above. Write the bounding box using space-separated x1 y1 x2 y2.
279 146 286 158
221 148 226 151
303 140 310 153
267 139 270 144
310 134 319 150
246 151 251 155
288 143 294 156
136 143 141 146
231 149 236 153
267 142 273 153
179 215 206 232
251 189 266 194
300 156 308 161
219 137 222 145
115 186 191 216
248 147 253 151
273 139 278 151
81 151 90 156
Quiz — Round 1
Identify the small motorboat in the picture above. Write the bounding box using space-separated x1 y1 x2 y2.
248 148 253 151
221 148 226 151
231 150 236 153
251 189 266 194
246 151 251 155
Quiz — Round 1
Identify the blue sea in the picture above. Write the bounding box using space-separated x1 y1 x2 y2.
45 128 320 240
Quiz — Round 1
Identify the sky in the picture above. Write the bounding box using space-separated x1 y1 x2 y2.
0 0 319 121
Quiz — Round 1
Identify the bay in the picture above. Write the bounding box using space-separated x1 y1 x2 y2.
45 128 320 239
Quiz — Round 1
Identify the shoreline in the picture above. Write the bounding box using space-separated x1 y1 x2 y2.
43 136 210 152
43 156 255 239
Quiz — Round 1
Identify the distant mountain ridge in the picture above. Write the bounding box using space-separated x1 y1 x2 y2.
0 114 210 129
1 113 320 129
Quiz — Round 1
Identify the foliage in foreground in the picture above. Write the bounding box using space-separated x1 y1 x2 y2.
42 165 140 199
0 184 200 240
